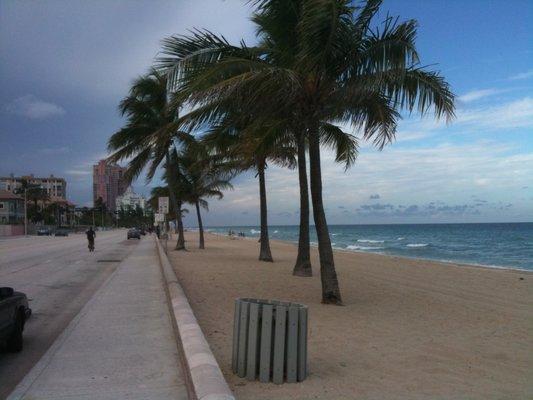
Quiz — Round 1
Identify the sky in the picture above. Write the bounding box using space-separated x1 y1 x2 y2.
0 0 532 226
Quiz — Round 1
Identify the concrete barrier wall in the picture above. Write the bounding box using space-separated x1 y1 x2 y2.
155 237 235 400
0 225 24 236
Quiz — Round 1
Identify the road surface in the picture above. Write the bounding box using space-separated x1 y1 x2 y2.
0 230 140 398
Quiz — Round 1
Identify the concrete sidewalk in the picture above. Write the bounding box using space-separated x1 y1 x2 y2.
9 238 189 400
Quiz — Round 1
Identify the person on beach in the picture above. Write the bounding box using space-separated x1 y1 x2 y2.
86 227 96 252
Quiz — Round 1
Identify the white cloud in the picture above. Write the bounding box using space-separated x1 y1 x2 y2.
199 140 533 225
396 96 533 137
4 95 65 119
508 69 533 80
458 97 533 130
458 88 502 103
65 169 92 176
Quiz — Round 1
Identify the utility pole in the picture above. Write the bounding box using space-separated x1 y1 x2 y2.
92 209 95 227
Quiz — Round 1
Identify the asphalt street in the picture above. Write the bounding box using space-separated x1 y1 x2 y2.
0 230 140 399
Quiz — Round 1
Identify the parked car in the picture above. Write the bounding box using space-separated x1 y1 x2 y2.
127 228 141 239
139 227 146 235
37 228 51 236
55 229 69 237
0 287 31 352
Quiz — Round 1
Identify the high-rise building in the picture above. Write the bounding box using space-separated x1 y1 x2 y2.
92 160 127 212
0 173 67 200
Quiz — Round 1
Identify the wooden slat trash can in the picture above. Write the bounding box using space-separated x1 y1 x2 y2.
232 298 308 384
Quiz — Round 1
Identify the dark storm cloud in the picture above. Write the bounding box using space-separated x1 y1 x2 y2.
0 0 255 206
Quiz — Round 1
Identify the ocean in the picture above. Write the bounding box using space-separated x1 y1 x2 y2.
205 223 533 271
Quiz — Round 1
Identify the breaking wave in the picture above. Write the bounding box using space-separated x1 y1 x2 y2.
347 245 385 251
406 243 429 248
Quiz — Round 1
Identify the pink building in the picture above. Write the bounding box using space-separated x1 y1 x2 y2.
92 160 127 212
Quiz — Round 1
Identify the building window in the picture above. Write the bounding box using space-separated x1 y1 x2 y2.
0 203 4 209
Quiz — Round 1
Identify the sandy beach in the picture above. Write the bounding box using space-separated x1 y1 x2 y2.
167 231 532 400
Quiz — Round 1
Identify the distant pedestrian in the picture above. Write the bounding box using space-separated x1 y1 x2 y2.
155 225 161 239
86 227 96 252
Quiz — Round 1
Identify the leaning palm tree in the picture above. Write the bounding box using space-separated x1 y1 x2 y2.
108 69 191 250
159 0 454 304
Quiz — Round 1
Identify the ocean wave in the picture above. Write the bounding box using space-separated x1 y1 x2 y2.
331 242 336 246
397 237 405 240
406 243 429 248
273 230 278 233
346 245 385 251
357 239 384 243
250 229 260 234
331 233 338 236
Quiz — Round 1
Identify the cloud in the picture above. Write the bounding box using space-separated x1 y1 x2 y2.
39 146 70 155
359 203 394 211
369 194 380 199
459 97 533 130
65 169 92 176
354 201 488 218
64 152 109 179
458 88 501 103
508 69 533 80
4 95 65 119
391 96 533 141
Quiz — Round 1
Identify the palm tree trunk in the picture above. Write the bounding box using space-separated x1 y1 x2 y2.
195 201 205 249
293 135 312 277
308 128 342 304
165 152 185 250
175 200 186 250
258 161 273 262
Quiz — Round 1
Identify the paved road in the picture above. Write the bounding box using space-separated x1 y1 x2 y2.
8 237 188 400
0 230 139 399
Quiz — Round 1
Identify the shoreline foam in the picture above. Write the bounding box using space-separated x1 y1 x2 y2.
199 229 532 273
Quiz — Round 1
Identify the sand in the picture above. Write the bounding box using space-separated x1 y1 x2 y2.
166 231 532 400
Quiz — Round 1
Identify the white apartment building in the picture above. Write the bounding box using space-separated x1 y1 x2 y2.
115 186 146 214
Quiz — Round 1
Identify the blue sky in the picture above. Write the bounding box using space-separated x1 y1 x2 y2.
0 0 532 225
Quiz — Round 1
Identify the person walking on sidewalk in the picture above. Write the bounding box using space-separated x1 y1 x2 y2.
86 227 96 252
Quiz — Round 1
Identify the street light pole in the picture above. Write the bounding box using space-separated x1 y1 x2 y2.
24 189 28 236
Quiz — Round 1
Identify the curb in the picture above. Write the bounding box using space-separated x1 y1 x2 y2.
155 237 235 400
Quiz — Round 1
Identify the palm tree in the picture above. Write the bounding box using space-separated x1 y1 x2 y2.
108 69 191 250
27 187 49 223
159 0 454 304
174 141 234 249
201 114 295 261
